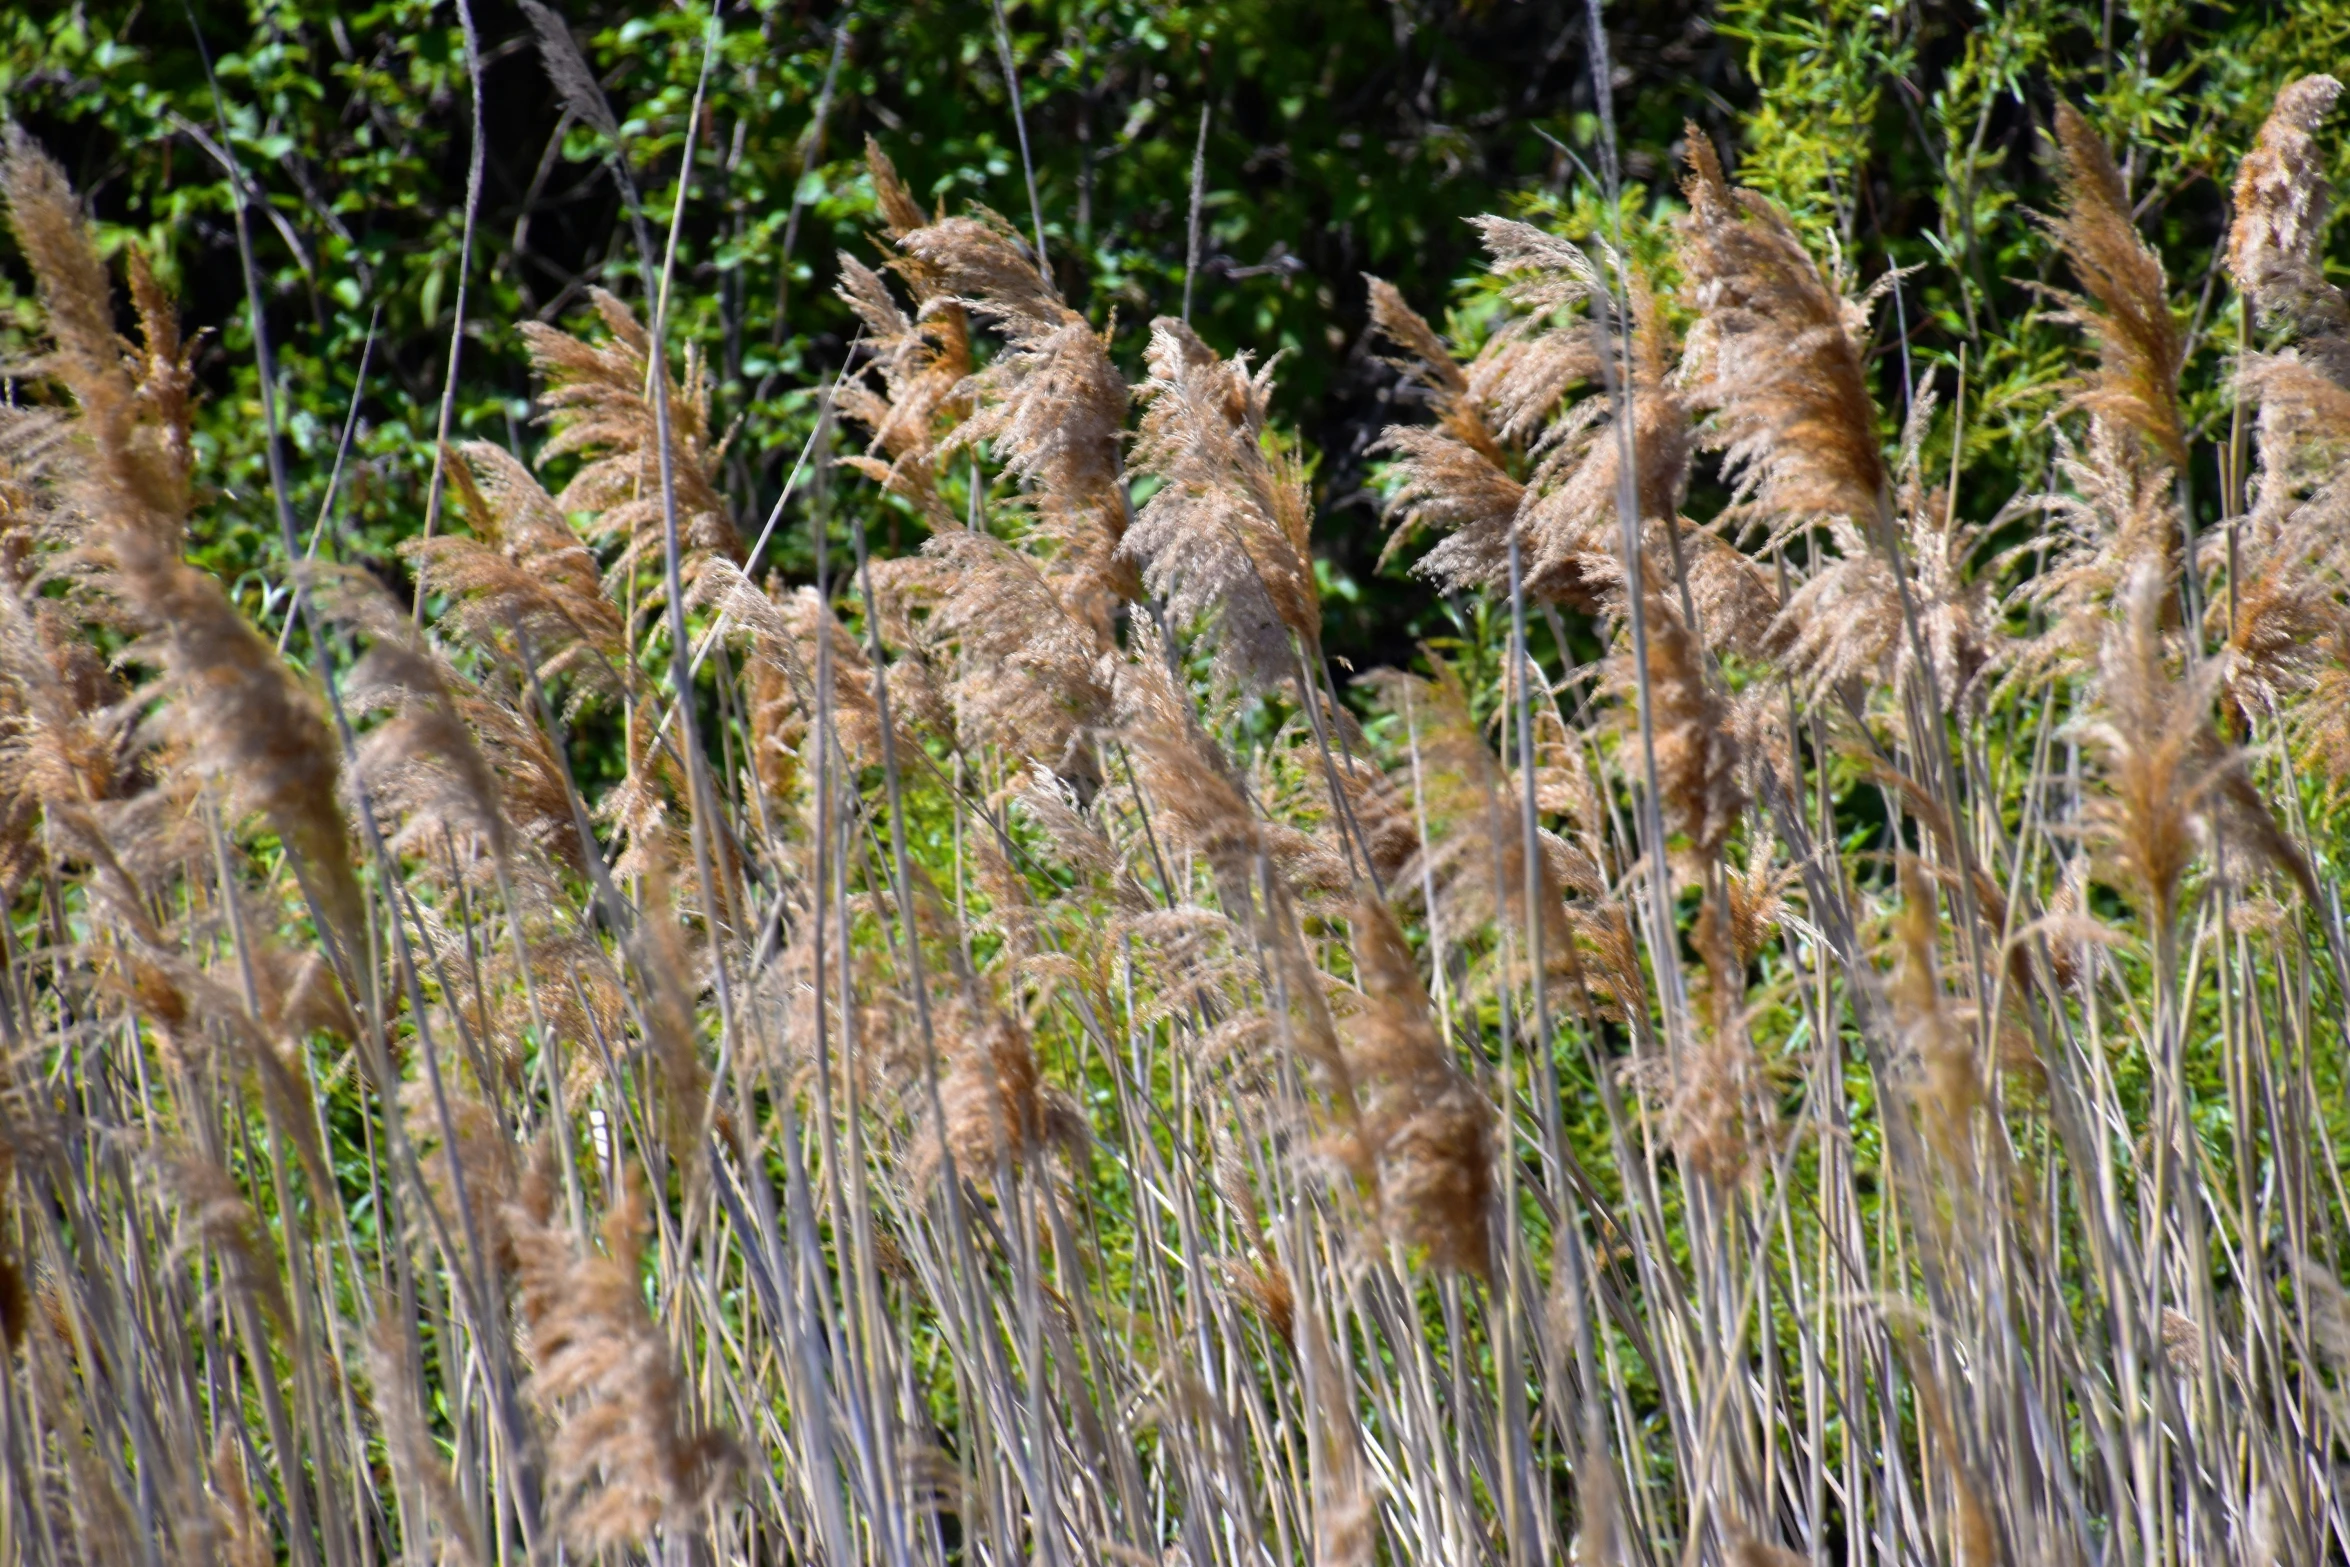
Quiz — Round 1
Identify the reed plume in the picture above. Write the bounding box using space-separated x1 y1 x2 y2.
1303 1315 1376 1567
2083 560 2312 929
1125 317 1320 695
835 154 972 510
1361 664 1527 957
918 997 1084 1191
2222 83 2350 725
882 527 1113 774
2042 103 2187 471
1112 633 1331 896
1 129 192 553
1888 858 1981 1176
508 1164 739 1553
1365 273 1525 591
1676 123 1887 532
1466 217 1627 448
1614 570 1744 868
892 206 1133 637
408 442 627 691
1342 893 1494 1275
3 134 363 958
2229 75 2348 350
364 1317 489 1567
1777 390 1990 709
1996 443 2183 725
328 569 512 868
1376 222 1700 616
522 287 741 577
836 254 964 527
693 558 896 769
1513 298 1694 605
164 1149 293 1331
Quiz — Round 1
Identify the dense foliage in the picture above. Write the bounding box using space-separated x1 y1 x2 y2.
2 0 1725 663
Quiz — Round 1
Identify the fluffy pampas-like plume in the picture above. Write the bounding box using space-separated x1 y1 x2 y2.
407 442 627 692
508 1162 740 1553
835 144 976 528
1343 894 1495 1276
1676 124 1887 533
914 998 1086 1192
1 132 364 957
2042 103 2188 471
895 206 1133 639
1610 568 1744 870
1776 389 1991 711
1365 273 1527 593
2083 560 2314 929
1124 317 1320 696
2229 76 2348 350
522 288 741 578
880 527 1114 775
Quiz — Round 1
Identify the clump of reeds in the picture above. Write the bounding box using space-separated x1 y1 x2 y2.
6 50 2350 1567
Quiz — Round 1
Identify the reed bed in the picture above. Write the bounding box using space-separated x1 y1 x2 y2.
2 36 2349 1567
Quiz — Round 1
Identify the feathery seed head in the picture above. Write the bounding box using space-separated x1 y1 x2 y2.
522 288 740 565
1125 317 1319 694
2043 103 2188 470
1676 123 1888 531
1344 893 1495 1276
508 1168 740 1551
2229 76 2347 342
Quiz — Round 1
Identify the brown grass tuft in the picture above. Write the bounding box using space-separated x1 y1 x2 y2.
1518 280 1694 608
2229 76 2348 346
2043 103 2187 470
879 204 1135 634
1360 660 1574 996
164 1150 292 1330
1610 570 1743 869
1344 894 1495 1275
1676 123 1887 531
1125 318 1320 694
407 442 627 691
508 1164 739 1553
2083 561 2314 928
521 288 740 578
1998 423 2183 690
880 527 1113 775
364 1317 488 1567
917 998 1084 1191
1777 392 1991 710
2 133 362 955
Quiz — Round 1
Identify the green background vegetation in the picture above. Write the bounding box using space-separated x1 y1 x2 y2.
15 0 2335 678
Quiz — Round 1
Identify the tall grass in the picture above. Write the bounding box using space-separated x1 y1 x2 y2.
3 49 2350 1567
